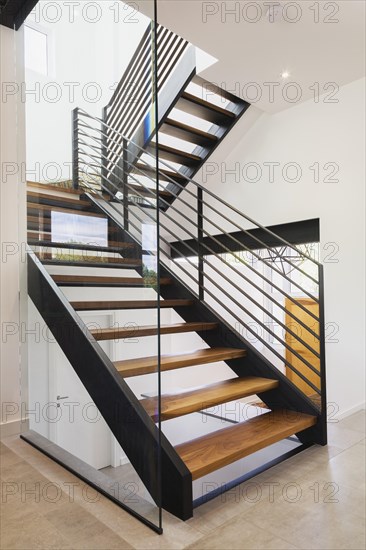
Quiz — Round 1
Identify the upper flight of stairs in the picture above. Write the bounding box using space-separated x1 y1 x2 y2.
122 75 250 209
26 182 321 521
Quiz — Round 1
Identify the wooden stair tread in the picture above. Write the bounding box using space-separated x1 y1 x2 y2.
149 143 202 165
28 233 121 246
71 299 194 311
27 182 110 201
176 409 317 480
126 183 172 198
27 181 83 195
52 274 171 286
114 347 246 378
27 191 91 208
181 92 236 117
91 322 218 341
35 253 140 266
141 376 279 421
27 202 105 218
28 240 135 252
133 164 187 184
178 92 236 124
162 119 218 147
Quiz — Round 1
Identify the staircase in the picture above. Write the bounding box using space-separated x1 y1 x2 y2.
99 23 249 209
23 19 326 532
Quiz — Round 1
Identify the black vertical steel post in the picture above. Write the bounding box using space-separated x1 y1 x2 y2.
198 187 204 301
72 108 79 189
318 264 327 445
122 138 129 231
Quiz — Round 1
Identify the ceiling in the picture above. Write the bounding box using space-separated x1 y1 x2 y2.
138 0 365 113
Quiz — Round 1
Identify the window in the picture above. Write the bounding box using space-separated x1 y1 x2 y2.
24 23 52 76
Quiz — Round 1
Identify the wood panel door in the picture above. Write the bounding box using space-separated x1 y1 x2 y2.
285 298 320 396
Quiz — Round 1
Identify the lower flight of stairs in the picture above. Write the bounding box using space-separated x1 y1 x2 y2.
26 181 319 519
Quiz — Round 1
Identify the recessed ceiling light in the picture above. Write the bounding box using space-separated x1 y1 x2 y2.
281 71 290 79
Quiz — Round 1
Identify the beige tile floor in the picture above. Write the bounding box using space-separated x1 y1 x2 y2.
0 410 365 550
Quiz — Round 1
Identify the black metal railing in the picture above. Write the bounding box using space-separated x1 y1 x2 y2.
72 107 327 440
99 22 190 187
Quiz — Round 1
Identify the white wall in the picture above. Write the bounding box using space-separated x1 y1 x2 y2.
0 25 27 437
189 77 366 418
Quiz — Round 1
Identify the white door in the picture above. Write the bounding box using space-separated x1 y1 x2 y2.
49 314 113 470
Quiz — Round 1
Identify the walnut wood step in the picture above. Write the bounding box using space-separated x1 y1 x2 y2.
178 92 236 125
27 202 105 218
114 348 246 378
176 409 317 480
38 257 142 269
27 182 110 200
132 164 187 185
29 240 135 253
27 191 91 208
90 322 218 341
36 253 140 266
27 181 83 195
71 299 194 311
161 119 218 148
52 274 171 287
141 376 279 421
148 143 202 167
127 183 172 199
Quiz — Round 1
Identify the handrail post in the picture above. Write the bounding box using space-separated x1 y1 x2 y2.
123 138 129 231
72 108 79 189
198 187 204 300
318 264 327 444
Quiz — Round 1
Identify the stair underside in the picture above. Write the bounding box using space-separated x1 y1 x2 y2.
176 409 317 480
114 347 246 377
90 322 218 340
141 376 279 421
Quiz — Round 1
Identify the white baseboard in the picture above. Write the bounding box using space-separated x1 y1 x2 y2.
0 418 29 440
335 402 366 421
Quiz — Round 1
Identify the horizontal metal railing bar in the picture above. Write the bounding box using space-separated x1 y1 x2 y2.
80 174 321 393
77 114 320 290
77 125 321 326
107 64 153 135
106 28 187 143
116 162 321 357
78 108 321 267
86 131 320 295
79 160 321 372
77 130 321 331
78 145 167 196
157 38 188 91
111 175 322 372
106 24 152 108
107 60 152 129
